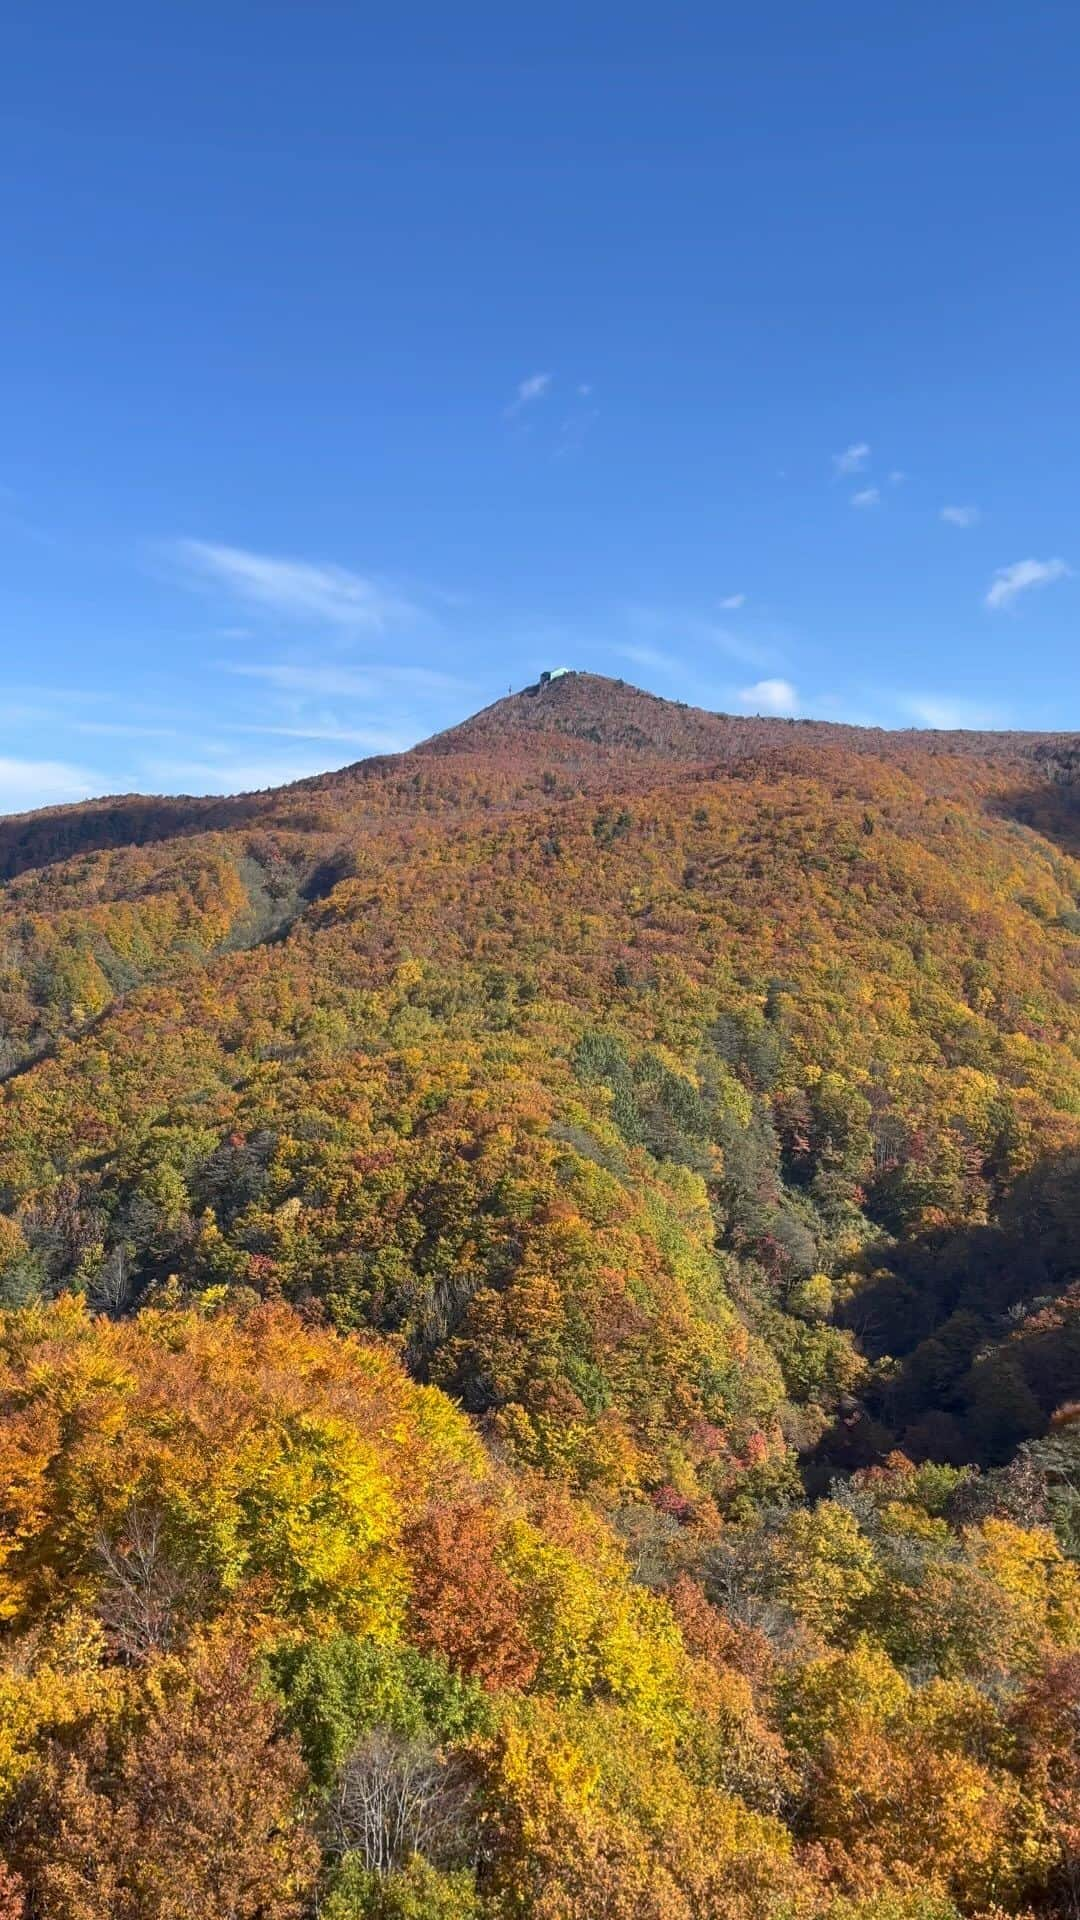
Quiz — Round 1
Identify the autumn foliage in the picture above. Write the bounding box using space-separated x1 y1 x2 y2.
0 675 1077 1915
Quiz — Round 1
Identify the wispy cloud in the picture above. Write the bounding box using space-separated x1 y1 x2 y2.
504 371 552 418
719 592 747 610
137 752 342 796
612 643 681 673
708 624 778 669
171 540 420 631
941 504 980 528
606 615 784 706
209 660 469 767
70 719 182 740
833 442 870 475
0 756 99 814
0 492 65 550
624 605 776 672
807 691 886 728
888 469 906 486
851 487 881 509
737 677 799 716
555 402 599 459
222 662 466 697
895 693 1003 729
984 556 1070 611
222 721 409 751
0 641 470 807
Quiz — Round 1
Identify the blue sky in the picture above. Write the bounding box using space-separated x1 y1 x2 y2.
2 2 1078 809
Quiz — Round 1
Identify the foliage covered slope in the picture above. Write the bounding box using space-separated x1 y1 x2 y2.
0 674 1077 1917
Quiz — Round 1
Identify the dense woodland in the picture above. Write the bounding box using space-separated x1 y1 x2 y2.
0 673 1077 1919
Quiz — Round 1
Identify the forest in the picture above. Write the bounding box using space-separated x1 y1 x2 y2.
0 673 1076 1919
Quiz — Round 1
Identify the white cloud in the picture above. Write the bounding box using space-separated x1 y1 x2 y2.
889 469 906 485
851 487 881 509
719 592 747 610
941 504 980 528
577 382 592 397
0 756 98 814
985 556 1070 611
171 540 419 630
737 678 799 716
833 442 870 475
505 371 552 416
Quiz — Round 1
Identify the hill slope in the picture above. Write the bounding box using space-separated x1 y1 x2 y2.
0 674 1078 1470
0 675 1078 1916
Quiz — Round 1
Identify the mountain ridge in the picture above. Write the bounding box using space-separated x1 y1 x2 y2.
2 672 1076 885
422 669 1078 765
9 671 1080 822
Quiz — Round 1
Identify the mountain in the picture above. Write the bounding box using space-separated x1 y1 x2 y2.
433 668 1073 764
0 676 1078 1918
1 673 1077 1463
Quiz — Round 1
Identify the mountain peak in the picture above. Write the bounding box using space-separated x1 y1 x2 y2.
419 669 1072 770
422 670 763 761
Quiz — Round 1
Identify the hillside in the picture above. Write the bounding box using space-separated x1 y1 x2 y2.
0 674 1078 1918
1 672 1077 1479
432 669 1075 765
